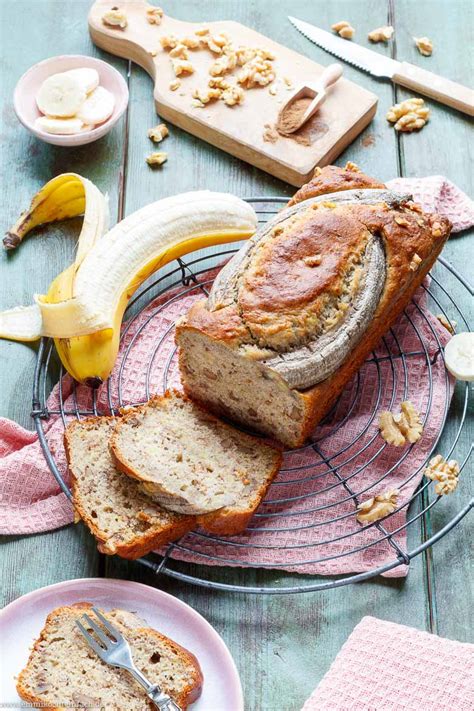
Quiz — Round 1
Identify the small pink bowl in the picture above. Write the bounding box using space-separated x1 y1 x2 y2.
14 54 129 146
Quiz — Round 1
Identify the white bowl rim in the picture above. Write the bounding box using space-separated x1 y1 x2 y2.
13 53 129 140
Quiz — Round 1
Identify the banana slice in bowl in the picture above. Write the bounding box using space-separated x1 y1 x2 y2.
14 55 128 146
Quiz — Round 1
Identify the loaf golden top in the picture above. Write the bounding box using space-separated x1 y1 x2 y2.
182 164 451 360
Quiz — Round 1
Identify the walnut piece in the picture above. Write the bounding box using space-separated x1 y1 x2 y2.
192 87 222 104
201 32 230 54
424 454 460 495
303 254 322 267
356 489 399 523
146 7 164 24
169 79 181 91
414 36 433 56
386 97 430 132
194 27 210 37
209 51 237 77
436 314 456 334
182 36 200 50
208 77 231 91
368 25 394 42
379 401 423 446
331 21 355 39
171 58 194 76
409 253 423 271
160 35 179 50
222 85 245 106
102 8 127 29
345 161 360 172
146 151 167 166
147 123 169 143
169 43 189 59
237 57 275 88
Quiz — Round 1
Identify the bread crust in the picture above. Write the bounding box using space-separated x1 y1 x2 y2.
177 165 452 448
287 162 386 205
16 603 203 710
110 390 282 535
64 417 195 560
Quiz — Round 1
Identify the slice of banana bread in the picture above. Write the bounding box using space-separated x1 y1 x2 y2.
110 391 282 527
16 603 203 710
65 417 195 559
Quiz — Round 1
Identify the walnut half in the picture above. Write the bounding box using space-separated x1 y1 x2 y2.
386 97 430 132
356 489 399 523
425 455 460 495
379 401 423 446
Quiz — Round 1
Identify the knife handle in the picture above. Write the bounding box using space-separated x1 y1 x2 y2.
393 62 474 116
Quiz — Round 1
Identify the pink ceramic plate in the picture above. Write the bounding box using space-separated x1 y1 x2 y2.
14 54 129 146
0 578 243 709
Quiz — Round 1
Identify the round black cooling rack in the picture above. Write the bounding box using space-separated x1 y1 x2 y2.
32 197 473 594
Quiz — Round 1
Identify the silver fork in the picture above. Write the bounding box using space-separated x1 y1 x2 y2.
76 607 181 711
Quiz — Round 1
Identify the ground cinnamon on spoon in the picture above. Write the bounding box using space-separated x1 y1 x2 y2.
277 96 313 135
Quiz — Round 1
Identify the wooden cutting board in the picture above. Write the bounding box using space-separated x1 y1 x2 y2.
89 0 378 186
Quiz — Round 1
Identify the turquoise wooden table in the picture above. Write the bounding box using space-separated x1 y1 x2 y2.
1 1 472 708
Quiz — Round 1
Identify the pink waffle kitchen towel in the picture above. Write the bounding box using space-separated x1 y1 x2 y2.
301 616 474 711
0 176 471 577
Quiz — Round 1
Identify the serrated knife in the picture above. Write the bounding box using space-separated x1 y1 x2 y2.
289 16 474 116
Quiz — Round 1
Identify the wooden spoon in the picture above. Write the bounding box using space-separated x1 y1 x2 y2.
277 63 343 135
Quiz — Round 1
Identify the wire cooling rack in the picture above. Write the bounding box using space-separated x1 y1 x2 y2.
32 197 473 594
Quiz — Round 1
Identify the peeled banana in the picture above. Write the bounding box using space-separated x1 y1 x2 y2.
1 176 257 386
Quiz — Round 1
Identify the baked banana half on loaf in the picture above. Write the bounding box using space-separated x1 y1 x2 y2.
176 164 451 448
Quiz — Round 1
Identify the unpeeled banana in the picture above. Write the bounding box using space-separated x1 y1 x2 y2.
0 175 257 386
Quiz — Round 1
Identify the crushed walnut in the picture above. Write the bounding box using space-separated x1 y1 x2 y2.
409 253 422 271
161 29 276 107
368 25 394 42
356 489 399 523
386 97 430 132
146 6 164 24
192 87 222 104
345 161 361 172
182 36 200 50
237 56 275 88
171 58 194 76
160 35 179 50
222 84 245 106
147 123 169 143
201 32 230 54
414 36 433 56
303 254 322 267
146 151 167 166
436 314 456 334
379 401 423 446
169 43 190 59
331 21 355 39
424 454 460 495
102 7 127 29
169 79 181 91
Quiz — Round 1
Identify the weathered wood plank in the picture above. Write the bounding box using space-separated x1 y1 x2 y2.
0 0 128 603
395 0 473 644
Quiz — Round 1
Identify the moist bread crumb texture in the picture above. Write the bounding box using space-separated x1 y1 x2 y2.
16 603 202 710
111 391 281 516
177 164 451 447
65 417 195 559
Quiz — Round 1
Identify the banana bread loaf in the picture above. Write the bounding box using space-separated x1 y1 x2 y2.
176 164 451 448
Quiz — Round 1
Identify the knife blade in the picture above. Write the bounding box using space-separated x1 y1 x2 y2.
288 16 474 116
